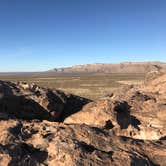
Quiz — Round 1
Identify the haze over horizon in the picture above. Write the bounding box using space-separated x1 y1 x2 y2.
0 0 166 72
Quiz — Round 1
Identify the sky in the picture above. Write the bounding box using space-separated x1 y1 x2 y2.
0 0 166 72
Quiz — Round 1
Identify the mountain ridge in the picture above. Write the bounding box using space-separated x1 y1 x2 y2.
50 61 166 74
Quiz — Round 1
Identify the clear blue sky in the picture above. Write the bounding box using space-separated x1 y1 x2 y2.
0 0 166 71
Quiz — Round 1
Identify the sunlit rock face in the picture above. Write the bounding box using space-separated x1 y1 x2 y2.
64 73 166 141
0 120 165 166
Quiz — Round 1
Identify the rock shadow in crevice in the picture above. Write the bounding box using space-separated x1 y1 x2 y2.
114 101 141 130
0 143 48 166
61 94 92 122
8 122 38 141
75 140 114 157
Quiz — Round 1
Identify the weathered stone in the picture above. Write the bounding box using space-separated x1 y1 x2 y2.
0 72 165 165
0 120 165 166
64 73 166 141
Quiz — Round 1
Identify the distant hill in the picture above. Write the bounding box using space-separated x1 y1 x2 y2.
49 62 166 74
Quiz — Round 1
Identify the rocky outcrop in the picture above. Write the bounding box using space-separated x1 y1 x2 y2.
0 120 165 166
0 81 90 121
0 72 166 165
64 73 166 141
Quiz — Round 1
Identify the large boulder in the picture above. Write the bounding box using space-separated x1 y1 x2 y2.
0 80 91 122
0 81 67 121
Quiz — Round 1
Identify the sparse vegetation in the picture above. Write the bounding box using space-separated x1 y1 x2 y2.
0 73 145 100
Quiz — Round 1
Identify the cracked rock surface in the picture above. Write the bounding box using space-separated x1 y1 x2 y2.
0 120 166 166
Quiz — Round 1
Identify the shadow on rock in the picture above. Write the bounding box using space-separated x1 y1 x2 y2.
114 101 141 130
0 80 92 122
0 95 54 121
8 122 38 141
0 143 48 166
61 94 92 122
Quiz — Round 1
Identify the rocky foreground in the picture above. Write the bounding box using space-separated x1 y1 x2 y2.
0 71 166 166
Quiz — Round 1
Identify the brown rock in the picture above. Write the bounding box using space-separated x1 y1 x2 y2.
0 120 165 166
64 73 166 141
0 72 165 165
0 81 67 121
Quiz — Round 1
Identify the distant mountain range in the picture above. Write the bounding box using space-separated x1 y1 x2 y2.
49 62 166 74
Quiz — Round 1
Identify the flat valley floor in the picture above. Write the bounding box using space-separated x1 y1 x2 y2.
0 73 145 100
